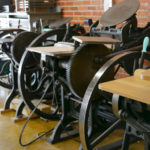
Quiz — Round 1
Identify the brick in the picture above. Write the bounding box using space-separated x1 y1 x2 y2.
56 0 150 32
88 6 96 10
63 11 73 16
78 6 88 11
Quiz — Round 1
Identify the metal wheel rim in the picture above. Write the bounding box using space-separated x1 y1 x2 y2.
18 29 68 120
79 51 145 150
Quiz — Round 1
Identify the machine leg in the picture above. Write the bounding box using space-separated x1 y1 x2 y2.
3 88 17 110
15 100 25 118
96 136 139 150
79 120 122 150
144 134 150 150
4 66 18 110
97 139 124 150
48 86 78 144
121 130 130 150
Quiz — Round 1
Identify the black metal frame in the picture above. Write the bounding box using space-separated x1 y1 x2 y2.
0 25 80 118
43 49 149 149
18 25 86 120
0 29 24 90
14 2 150 148
112 95 150 150
18 25 150 149
79 51 150 150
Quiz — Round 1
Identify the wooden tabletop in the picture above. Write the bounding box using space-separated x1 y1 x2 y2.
99 70 150 105
27 45 74 57
0 28 21 32
73 36 121 44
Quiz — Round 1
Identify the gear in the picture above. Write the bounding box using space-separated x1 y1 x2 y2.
66 44 113 98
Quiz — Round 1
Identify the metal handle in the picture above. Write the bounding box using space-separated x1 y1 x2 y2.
139 37 150 68
142 36 149 53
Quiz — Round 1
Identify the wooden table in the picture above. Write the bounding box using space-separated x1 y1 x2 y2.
73 36 121 44
99 69 150 105
27 45 74 57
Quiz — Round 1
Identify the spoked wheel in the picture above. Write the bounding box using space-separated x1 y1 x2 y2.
11 31 38 66
0 30 25 89
19 50 66 120
0 31 38 90
0 57 12 89
79 51 150 150
0 29 24 38
0 29 24 54
18 29 69 120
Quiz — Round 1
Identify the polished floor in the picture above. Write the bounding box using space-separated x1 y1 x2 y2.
0 87 144 150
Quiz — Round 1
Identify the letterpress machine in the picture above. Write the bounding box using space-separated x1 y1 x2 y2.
17 0 150 149
0 18 86 120
97 38 150 150
79 36 150 150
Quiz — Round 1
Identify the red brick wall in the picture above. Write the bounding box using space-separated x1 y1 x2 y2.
56 0 150 28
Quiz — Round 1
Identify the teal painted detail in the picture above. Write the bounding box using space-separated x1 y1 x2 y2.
142 36 149 53
0 61 10 75
42 28 52 32
42 28 52 45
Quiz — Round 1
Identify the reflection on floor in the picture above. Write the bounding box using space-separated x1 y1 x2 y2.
0 87 144 150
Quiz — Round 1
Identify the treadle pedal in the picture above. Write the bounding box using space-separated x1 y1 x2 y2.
96 136 140 150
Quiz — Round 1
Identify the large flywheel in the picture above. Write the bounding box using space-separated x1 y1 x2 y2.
79 50 150 150
18 29 71 120
11 31 38 66
67 44 113 98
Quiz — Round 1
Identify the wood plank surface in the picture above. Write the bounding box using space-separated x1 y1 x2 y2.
134 69 150 81
27 45 74 56
73 36 121 44
99 75 150 105
0 28 21 31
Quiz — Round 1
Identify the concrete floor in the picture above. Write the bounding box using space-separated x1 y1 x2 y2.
0 87 144 150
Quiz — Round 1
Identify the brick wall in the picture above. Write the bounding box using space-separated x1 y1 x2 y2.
56 0 150 28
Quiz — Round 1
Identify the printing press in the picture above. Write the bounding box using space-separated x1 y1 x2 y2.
96 38 150 150
0 0 150 149
0 18 86 119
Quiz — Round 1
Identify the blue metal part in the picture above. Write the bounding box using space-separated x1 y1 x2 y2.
142 36 149 53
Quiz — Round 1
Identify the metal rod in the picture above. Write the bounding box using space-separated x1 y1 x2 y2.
90 119 121 148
